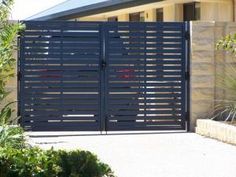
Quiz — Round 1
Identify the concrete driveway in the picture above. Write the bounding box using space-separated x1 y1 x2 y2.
28 132 236 177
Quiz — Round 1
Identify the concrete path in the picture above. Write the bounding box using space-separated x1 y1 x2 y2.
28 132 236 177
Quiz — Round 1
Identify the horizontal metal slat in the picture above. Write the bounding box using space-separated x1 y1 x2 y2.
108 87 182 92
22 122 100 131
24 104 99 110
24 48 100 53
24 60 99 65
108 60 182 65
108 32 182 38
107 109 182 114
23 83 99 88
24 99 99 104
108 37 182 43
108 77 182 82
23 77 99 82
108 104 182 109
23 65 99 70
109 43 182 48
108 55 182 59
23 110 99 115
23 94 99 99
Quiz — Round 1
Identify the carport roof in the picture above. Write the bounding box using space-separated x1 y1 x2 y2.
26 0 163 21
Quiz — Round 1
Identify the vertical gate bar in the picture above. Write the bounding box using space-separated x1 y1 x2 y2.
17 34 21 124
18 31 25 127
181 23 186 129
144 24 147 124
104 23 109 133
99 22 106 132
185 22 191 131
60 23 64 126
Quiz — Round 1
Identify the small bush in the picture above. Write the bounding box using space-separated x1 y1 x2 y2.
56 150 114 177
0 126 25 149
0 147 115 177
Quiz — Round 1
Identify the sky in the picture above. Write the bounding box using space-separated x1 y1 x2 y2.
10 0 66 20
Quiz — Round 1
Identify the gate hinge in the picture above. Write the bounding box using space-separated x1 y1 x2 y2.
185 71 190 80
17 71 22 81
185 31 190 40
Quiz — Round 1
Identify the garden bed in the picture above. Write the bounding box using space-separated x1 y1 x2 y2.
196 119 236 145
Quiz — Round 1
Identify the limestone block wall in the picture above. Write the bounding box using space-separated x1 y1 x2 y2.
190 22 236 131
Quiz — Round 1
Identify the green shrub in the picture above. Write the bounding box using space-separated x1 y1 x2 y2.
0 147 60 177
0 126 25 148
0 147 115 177
56 150 114 177
0 0 25 149
216 33 236 55
210 33 236 122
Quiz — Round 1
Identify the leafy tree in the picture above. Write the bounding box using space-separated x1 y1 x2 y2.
0 0 24 101
0 0 25 148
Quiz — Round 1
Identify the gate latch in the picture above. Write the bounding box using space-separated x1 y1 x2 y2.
17 71 22 81
101 61 106 69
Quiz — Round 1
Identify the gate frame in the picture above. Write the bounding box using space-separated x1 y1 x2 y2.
17 21 191 132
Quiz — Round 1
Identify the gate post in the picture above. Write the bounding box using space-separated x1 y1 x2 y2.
185 22 191 132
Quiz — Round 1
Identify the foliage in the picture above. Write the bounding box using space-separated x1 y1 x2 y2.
56 149 115 177
0 101 17 125
216 33 236 55
0 126 25 148
212 34 236 122
0 147 60 177
0 0 24 101
0 147 115 177
0 101 24 149
211 62 236 123
0 0 14 22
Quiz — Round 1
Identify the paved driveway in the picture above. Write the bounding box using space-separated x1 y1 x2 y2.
28 132 236 177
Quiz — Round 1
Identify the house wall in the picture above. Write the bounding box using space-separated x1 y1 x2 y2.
76 0 234 22
234 0 236 21
78 16 106 21
163 5 175 21
118 14 129 21
163 4 183 22
175 4 183 22
190 21 236 131
144 9 156 22
201 1 233 22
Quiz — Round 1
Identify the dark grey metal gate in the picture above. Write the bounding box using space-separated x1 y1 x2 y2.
19 21 189 131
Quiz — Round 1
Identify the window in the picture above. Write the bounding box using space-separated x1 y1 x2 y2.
129 12 145 22
156 8 164 22
183 2 200 21
140 12 145 22
108 16 118 22
195 3 200 20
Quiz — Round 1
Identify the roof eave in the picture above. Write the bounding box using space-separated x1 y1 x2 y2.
29 0 163 21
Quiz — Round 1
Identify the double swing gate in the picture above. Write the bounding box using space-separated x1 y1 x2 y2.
19 21 190 131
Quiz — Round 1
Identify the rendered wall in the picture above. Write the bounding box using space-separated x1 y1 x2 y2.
201 1 233 22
